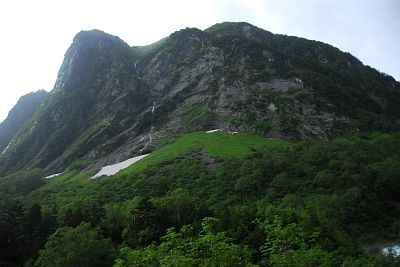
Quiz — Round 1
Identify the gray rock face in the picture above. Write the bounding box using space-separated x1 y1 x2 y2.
257 79 302 92
1 22 399 174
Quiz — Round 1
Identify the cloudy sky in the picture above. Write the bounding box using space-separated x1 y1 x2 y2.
0 0 399 122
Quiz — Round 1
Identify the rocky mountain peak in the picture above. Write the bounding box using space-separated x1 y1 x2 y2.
169 27 205 40
73 29 123 43
206 21 272 40
54 29 133 92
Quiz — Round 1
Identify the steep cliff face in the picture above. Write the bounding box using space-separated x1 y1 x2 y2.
0 22 399 174
137 22 399 140
0 90 48 153
0 30 148 173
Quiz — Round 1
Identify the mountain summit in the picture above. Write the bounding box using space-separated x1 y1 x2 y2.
0 22 399 174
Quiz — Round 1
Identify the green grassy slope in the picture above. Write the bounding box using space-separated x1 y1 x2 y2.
118 131 291 176
26 131 289 207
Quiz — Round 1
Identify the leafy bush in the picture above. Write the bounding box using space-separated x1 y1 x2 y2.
34 223 116 267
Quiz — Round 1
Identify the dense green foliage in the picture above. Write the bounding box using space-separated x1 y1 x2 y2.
34 223 116 267
0 200 56 266
115 217 255 267
1 132 400 265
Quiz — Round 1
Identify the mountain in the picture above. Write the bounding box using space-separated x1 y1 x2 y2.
1 22 400 267
0 90 48 153
0 22 399 175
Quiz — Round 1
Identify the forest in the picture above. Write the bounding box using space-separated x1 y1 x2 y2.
1 131 400 266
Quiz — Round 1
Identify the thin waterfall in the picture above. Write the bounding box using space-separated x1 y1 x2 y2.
139 102 155 155
150 102 155 142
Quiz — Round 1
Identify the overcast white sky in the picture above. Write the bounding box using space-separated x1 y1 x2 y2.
0 0 399 122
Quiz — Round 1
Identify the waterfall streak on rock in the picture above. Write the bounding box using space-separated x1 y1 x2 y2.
139 102 155 155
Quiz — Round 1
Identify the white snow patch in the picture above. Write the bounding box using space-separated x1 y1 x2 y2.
206 129 239 134
206 129 222 133
44 173 62 179
91 154 149 179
